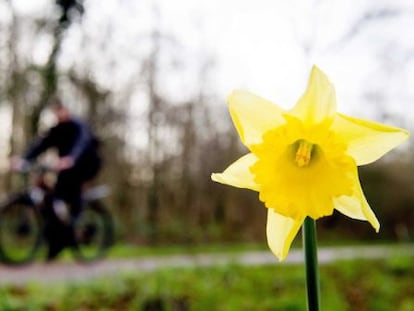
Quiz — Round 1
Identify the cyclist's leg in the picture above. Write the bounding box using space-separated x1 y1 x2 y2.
55 168 83 218
78 154 102 210
46 169 83 259
41 192 63 260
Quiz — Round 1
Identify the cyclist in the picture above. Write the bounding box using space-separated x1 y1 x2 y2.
11 97 102 259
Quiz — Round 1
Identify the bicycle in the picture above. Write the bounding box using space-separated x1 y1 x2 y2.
0 163 114 265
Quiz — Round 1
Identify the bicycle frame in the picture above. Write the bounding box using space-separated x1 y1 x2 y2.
0 163 113 265
16 163 110 208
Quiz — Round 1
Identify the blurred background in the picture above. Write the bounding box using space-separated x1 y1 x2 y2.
1 0 414 310
0 0 413 247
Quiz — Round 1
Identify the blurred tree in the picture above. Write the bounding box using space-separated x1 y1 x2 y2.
55 0 84 24
29 0 85 138
4 0 24 156
145 21 163 242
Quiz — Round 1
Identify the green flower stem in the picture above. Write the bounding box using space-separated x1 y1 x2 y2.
302 217 321 311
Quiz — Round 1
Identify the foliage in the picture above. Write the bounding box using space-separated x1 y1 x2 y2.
1 257 414 310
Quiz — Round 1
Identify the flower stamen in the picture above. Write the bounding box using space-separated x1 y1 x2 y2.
295 140 314 167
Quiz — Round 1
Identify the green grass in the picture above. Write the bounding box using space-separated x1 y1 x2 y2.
1 256 414 310
107 242 268 258
104 241 414 259
23 242 269 263
50 240 413 264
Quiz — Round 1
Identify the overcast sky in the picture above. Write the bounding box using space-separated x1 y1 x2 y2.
6 0 414 126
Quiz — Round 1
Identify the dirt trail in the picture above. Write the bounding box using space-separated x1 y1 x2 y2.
1 244 413 285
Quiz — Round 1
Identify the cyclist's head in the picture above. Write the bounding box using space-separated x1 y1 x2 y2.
49 97 70 123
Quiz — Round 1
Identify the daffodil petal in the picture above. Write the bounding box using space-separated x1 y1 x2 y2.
228 90 285 147
266 209 303 261
358 186 380 232
211 153 260 191
333 113 410 165
334 167 380 231
334 195 366 220
290 66 336 126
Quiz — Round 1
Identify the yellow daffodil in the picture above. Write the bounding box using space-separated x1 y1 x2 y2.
212 66 409 261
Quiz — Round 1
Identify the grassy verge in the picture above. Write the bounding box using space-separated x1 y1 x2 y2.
105 239 412 257
1 256 414 310
38 242 269 263
106 242 269 259
105 241 414 259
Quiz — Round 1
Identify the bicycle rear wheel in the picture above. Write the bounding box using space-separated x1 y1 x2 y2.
71 201 114 262
0 197 43 265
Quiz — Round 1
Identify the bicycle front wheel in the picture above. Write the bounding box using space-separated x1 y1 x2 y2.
0 197 43 265
71 201 114 262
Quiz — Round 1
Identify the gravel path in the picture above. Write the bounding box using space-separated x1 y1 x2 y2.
1 244 413 285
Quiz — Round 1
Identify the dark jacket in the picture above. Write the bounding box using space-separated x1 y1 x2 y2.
24 118 100 164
